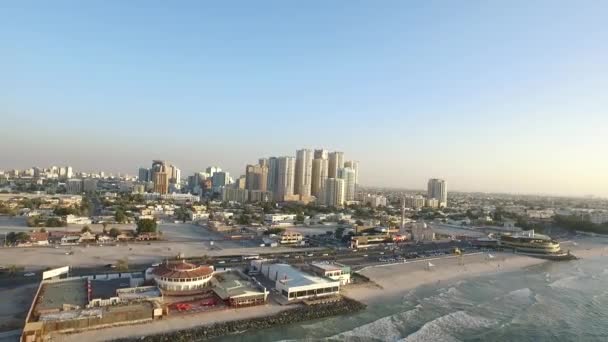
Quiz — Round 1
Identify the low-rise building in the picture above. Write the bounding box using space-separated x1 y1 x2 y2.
310 262 351 285
349 234 391 248
28 231 49 246
278 231 303 245
65 215 92 225
149 260 214 295
264 214 297 224
411 222 435 242
255 263 340 302
211 271 269 307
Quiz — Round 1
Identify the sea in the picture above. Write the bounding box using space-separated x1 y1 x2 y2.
215 254 608 342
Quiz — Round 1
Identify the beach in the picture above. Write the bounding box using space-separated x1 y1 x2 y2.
23 238 608 341
346 238 607 304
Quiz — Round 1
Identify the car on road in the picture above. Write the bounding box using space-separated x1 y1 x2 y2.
104 264 116 269
24 272 36 277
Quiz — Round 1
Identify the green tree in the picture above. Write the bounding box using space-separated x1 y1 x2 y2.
295 213 305 224
81 225 91 233
136 219 157 234
53 207 78 216
116 258 129 271
175 207 189 223
115 209 127 223
45 217 66 227
335 227 346 240
7 264 20 277
109 227 121 238
264 227 285 235
237 214 252 225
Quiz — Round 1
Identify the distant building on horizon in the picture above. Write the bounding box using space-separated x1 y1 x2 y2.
245 164 268 192
338 167 356 202
311 157 328 198
138 167 151 182
152 161 169 194
427 178 447 208
344 160 359 190
321 178 345 207
328 151 344 179
66 179 83 194
294 149 313 198
276 156 295 201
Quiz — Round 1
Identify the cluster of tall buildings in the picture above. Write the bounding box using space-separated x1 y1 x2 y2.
137 150 359 206
227 149 358 207
139 161 181 195
1 166 73 180
183 166 232 196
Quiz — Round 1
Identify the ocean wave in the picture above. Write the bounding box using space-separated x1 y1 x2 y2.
506 287 533 299
399 311 497 342
327 307 421 342
548 275 585 290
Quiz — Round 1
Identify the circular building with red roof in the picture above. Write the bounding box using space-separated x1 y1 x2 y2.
152 260 214 293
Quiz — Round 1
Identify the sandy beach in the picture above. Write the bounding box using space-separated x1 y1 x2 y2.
345 239 608 304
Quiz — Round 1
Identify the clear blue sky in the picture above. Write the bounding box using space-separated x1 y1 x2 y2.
1 1 607 196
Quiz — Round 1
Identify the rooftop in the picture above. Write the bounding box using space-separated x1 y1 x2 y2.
311 262 345 272
152 260 214 279
36 279 87 313
91 278 132 300
268 264 338 288
212 271 265 299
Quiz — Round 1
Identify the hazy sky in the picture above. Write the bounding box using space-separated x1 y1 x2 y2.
1 1 607 196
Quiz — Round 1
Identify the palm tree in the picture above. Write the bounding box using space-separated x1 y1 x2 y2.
7 264 19 277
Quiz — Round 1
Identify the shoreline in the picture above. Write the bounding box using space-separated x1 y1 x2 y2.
106 298 365 342
345 240 608 304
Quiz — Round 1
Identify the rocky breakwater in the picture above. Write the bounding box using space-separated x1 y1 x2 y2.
113 297 366 342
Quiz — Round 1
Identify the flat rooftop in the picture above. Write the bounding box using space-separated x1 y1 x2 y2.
213 271 265 299
267 264 337 288
91 278 132 300
36 279 87 312
117 286 162 300
311 262 343 272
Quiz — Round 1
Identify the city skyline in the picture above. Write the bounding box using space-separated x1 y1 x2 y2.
2 2 607 197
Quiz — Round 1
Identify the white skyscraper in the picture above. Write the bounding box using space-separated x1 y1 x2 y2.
338 167 356 202
427 178 447 207
206 166 221 176
294 149 313 197
276 156 295 201
344 160 359 189
328 151 344 178
65 166 73 179
311 158 328 198
321 178 345 207
314 149 328 160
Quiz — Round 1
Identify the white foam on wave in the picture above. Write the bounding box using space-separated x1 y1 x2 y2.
327 307 421 342
548 275 584 290
490 287 534 308
422 287 468 307
399 311 497 342
507 287 533 299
